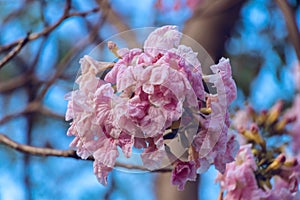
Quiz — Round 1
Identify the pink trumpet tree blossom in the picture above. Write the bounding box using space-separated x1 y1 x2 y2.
65 26 238 189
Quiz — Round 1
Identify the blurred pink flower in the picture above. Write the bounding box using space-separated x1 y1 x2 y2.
217 144 300 200
232 108 251 130
264 156 300 200
264 176 300 200
284 94 300 153
216 144 268 200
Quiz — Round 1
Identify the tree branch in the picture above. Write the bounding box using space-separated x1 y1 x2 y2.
0 73 33 93
0 1 101 70
34 0 110 102
275 0 300 62
0 133 79 158
0 133 172 173
0 0 70 53
0 33 30 69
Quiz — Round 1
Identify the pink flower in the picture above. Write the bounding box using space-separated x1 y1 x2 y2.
213 132 240 173
232 107 251 130
192 58 238 174
65 26 238 188
160 45 205 100
264 177 300 200
264 158 300 200
171 160 197 191
216 144 268 200
65 56 121 183
265 187 300 200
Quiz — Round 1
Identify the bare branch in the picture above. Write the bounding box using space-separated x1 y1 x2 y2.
0 0 71 53
0 112 23 125
275 0 300 62
69 7 100 17
0 133 79 158
39 106 65 120
0 33 30 69
0 1 101 70
34 0 110 102
0 133 172 172
0 101 64 124
0 75 28 93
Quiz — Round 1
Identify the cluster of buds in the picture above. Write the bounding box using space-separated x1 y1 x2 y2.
241 101 298 186
217 100 300 199
237 101 296 139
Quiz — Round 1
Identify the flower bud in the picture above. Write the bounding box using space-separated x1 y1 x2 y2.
265 100 283 126
283 158 298 167
266 153 286 172
107 41 121 58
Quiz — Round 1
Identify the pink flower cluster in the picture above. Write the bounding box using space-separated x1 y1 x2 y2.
65 26 238 189
216 145 300 200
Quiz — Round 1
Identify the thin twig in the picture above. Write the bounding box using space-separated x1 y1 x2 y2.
0 133 172 172
0 73 32 93
34 0 109 101
0 0 71 53
0 101 39 125
0 2 101 70
0 101 64 124
275 0 300 61
0 112 23 125
0 33 30 69
39 106 65 120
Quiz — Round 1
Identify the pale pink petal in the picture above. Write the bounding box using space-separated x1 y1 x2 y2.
93 161 113 185
93 137 118 167
209 57 237 104
144 25 182 57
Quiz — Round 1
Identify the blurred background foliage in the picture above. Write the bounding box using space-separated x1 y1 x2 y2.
0 0 299 199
